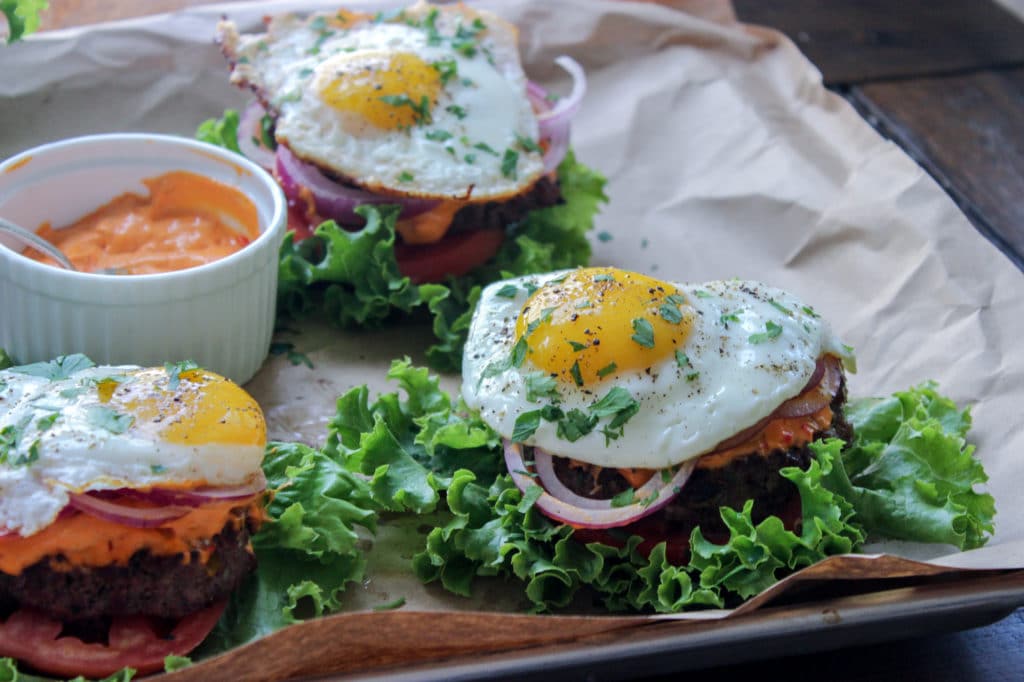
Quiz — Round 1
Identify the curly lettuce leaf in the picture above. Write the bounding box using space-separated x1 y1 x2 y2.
196 442 378 654
2 0 46 44
324 358 501 514
339 364 992 612
824 383 994 550
195 109 241 154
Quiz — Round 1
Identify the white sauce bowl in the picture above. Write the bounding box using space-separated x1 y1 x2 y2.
0 134 287 384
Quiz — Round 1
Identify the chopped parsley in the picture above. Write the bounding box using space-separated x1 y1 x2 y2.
556 409 598 442
665 293 686 306
639 491 660 508
373 597 407 611
803 305 820 318
446 104 468 119
597 231 613 243
749 320 784 344
501 149 519 179
510 337 529 368
686 372 700 382
512 410 543 441
9 354 94 381
85 406 134 434
515 134 542 153
597 362 617 378
769 299 793 317
593 273 615 282
151 464 167 474
431 59 458 85
659 303 683 324
631 318 655 349
495 284 519 298
569 360 584 387
164 360 200 390
473 142 499 156
379 94 432 125
719 311 741 328
674 350 690 368
575 299 593 309
692 289 712 299
36 413 59 432
524 372 560 403
610 488 635 508
567 341 588 352
398 171 415 182
425 129 453 142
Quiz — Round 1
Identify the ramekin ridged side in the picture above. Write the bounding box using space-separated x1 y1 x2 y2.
0 134 286 384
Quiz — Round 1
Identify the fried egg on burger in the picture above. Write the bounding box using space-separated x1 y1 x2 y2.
0 358 266 678
217 2 581 278
462 268 855 561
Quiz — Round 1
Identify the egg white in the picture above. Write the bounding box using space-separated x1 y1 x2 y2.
219 3 544 200
462 270 854 470
0 366 265 536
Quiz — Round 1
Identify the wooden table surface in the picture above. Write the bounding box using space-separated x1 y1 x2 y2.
16 1 1024 680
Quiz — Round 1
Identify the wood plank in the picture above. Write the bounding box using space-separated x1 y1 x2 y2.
849 68 1024 269
734 0 1024 85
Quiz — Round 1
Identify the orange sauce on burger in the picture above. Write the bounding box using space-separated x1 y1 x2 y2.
0 495 264 575
24 170 259 275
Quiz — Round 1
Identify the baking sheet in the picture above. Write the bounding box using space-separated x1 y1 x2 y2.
3 0 1024 677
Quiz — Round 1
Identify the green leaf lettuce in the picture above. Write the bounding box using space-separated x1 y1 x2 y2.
334 364 994 612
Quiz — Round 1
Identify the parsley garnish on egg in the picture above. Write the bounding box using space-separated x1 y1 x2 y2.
631 318 655 348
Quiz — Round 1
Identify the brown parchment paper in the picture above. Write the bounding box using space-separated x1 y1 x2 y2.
3 0 1024 677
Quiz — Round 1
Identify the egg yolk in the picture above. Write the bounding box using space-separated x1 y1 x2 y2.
516 267 694 385
103 368 266 447
314 50 441 130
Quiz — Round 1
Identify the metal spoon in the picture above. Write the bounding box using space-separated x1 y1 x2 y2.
0 216 76 271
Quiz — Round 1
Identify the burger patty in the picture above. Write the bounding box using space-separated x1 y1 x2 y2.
554 383 853 540
0 515 258 621
445 175 564 235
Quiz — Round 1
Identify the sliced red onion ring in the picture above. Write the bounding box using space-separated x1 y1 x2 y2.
275 144 438 225
103 471 268 508
712 356 844 451
504 440 695 530
527 56 586 174
773 355 843 419
68 493 191 528
237 100 277 171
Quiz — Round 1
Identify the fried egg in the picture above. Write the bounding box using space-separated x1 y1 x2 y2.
0 362 266 536
219 2 544 201
462 268 855 469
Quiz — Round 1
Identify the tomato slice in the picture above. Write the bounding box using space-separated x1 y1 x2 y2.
394 228 505 284
0 600 226 679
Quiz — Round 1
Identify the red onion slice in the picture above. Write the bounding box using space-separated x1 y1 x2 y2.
773 355 843 419
68 493 191 528
711 355 844 451
527 56 586 174
237 101 277 171
275 145 438 225
504 440 695 530
103 472 267 508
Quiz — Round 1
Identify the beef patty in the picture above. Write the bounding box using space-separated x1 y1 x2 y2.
0 512 259 622
558 382 852 554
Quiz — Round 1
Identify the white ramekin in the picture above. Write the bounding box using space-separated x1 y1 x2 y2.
0 134 286 384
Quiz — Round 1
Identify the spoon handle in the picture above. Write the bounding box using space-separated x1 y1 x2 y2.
0 217 76 271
